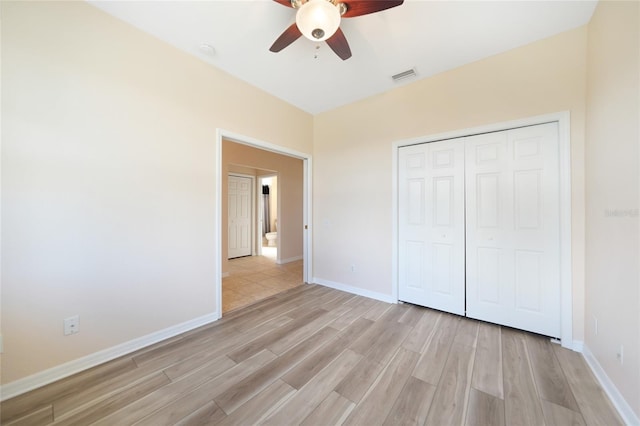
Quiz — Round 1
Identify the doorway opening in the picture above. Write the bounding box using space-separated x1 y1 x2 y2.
216 130 312 317
258 174 278 259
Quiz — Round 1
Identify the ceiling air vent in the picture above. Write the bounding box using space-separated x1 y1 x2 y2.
392 68 417 83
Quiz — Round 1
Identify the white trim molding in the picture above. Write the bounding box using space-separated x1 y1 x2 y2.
583 345 640 426
277 255 303 265
391 111 573 348
313 277 396 304
0 312 219 401
571 340 585 353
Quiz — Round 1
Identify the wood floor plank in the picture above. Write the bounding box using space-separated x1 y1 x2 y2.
262 349 362 425
471 322 504 399
343 347 419 425
378 303 409 323
502 329 545 426
94 350 275 426
398 304 426 327
1 357 137 424
334 317 375 345
132 350 277 425
228 308 327 362
281 332 349 390
383 375 435 426
162 351 237 382
454 318 479 348
173 401 226 426
541 399 586 426
4 405 52 426
525 333 580 412
231 286 329 333
214 327 338 414
132 324 234 366
53 359 178 418
301 391 355 426
135 315 290 375
334 320 411 403
465 388 505 426
266 307 347 355
361 301 392 321
365 322 413 365
320 291 356 311
402 309 440 354
329 297 377 331
334 357 385 403
553 345 625 426
54 372 171 426
412 313 460 385
216 380 296 426
425 341 475 426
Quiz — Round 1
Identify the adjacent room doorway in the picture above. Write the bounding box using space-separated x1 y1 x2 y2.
215 129 313 318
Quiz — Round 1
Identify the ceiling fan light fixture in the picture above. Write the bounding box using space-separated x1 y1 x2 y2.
296 0 341 42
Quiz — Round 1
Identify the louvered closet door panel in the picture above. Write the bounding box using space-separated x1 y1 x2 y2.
465 123 561 337
398 140 465 315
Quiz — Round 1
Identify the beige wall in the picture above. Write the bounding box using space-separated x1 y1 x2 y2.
585 0 639 417
313 27 588 339
1 1 312 384
267 176 278 233
222 140 303 274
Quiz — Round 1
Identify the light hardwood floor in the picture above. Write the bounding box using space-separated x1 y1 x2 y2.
2 285 623 425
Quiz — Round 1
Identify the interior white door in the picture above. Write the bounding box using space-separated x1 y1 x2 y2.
228 175 252 259
398 140 465 315
465 123 561 337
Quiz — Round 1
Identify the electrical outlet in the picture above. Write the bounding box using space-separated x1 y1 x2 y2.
350 264 356 273
617 345 624 365
64 315 80 336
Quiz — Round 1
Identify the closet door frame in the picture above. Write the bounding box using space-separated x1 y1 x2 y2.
391 111 574 349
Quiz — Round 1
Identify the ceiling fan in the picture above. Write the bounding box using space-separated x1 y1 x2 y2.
269 0 404 60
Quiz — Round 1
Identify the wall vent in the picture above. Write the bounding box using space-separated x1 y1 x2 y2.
392 68 417 82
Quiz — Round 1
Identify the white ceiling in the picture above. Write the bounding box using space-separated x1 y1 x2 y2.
89 0 597 114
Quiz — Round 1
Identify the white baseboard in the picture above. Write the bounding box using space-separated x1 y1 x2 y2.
277 255 302 265
582 345 640 425
571 340 584 352
0 311 219 401
312 277 396 304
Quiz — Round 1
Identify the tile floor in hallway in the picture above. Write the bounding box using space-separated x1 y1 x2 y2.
223 249 303 313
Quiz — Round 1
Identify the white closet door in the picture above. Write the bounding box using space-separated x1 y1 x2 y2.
465 123 561 337
228 175 252 259
398 140 465 315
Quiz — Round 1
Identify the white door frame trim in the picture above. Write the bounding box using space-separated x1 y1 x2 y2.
391 111 573 348
215 129 313 320
257 173 278 257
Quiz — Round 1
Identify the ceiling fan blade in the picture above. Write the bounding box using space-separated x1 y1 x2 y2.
270 23 302 52
342 0 404 18
326 28 352 60
273 0 294 8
